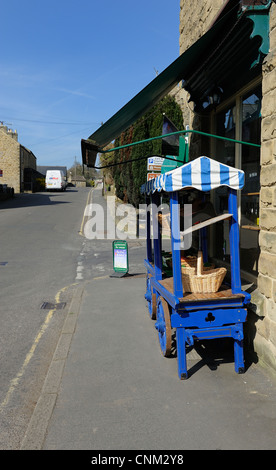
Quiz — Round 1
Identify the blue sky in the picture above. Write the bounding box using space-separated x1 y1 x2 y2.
0 0 180 169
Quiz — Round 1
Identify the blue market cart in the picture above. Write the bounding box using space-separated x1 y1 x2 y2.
141 156 251 379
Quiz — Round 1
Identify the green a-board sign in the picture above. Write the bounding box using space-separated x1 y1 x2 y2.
112 240 129 273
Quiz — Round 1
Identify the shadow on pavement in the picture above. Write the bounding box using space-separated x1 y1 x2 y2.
0 192 73 209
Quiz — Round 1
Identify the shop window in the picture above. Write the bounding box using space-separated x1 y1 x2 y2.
216 104 236 167
213 104 236 262
213 85 261 278
240 87 261 276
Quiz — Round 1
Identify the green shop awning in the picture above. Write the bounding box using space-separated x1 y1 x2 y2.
82 0 271 167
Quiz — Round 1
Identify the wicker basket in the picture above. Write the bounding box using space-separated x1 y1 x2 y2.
181 255 214 274
165 256 197 271
165 255 215 275
181 256 197 270
182 251 226 293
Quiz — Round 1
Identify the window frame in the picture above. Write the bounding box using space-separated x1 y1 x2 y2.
209 76 262 282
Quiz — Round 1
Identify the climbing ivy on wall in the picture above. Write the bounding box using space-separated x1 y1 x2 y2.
112 95 183 207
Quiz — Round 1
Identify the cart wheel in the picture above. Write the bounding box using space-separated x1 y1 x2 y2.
155 297 171 357
145 274 156 320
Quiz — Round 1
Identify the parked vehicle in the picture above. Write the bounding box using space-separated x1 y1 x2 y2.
45 170 67 191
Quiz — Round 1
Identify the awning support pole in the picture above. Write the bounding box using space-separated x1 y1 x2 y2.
100 128 261 154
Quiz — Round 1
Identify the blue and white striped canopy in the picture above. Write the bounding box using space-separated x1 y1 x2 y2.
141 156 244 194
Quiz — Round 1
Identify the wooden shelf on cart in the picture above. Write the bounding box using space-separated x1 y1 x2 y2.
158 277 245 303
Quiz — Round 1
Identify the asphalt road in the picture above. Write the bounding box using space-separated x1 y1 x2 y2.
0 187 91 449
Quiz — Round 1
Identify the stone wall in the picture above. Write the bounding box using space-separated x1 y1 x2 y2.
172 0 225 157
256 2 276 370
0 127 20 193
21 146 37 171
0 128 37 193
179 0 223 53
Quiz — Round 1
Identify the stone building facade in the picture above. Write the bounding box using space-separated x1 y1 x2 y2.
175 0 276 371
258 4 276 369
0 124 37 193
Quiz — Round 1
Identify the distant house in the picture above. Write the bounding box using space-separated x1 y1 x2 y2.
0 124 37 193
68 174 87 188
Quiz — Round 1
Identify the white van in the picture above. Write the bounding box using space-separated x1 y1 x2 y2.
45 170 67 191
